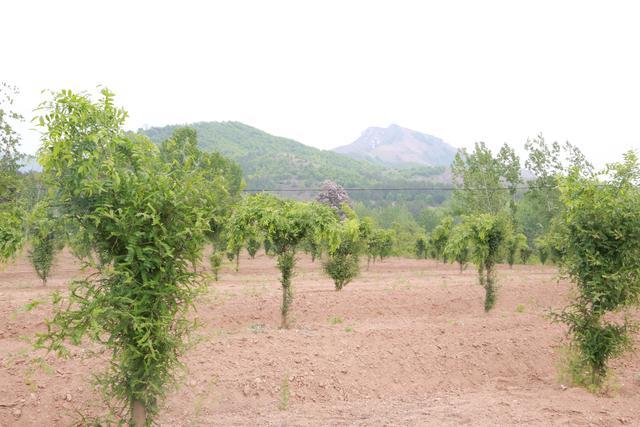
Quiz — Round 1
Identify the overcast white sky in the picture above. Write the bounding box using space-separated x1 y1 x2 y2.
3 0 639 166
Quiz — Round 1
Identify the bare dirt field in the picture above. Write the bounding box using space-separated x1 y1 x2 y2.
1 250 639 426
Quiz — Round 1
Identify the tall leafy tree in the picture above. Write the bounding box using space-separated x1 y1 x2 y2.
0 82 25 262
0 82 24 205
519 134 592 242
451 142 520 216
158 126 244 271
35 89 219 426
554 152 640 388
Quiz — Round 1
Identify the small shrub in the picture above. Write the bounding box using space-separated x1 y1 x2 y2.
415 237 427 259
246 238 261 259
553 153 640 389
324 253 359 291
505 233 527 269
465 213 510 311
324 211 363 291
443 223 470 272
27 203 63 286
209 251 223 281
519 246 532 264
557 346 618 394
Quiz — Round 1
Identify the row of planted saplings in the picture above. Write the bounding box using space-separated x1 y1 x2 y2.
6 89 637 426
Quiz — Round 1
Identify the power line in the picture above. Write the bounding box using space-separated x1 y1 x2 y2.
243 185 559 193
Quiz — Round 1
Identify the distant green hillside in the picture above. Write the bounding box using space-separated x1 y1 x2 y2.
143 122 443 186
142 121 452 210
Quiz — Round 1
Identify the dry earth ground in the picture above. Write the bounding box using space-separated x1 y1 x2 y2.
1 250 639 426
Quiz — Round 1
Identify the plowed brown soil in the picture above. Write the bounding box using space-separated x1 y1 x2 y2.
1 250 639 426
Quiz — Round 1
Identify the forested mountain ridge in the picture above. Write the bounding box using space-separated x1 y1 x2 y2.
141 121 449 191
334 124 457 167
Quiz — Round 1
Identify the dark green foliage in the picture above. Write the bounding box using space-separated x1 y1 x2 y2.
224 245 241 272
35 89 219 425
264 239 273 255
417 207 447 233
366 228 394 263
415 237 427 259
247 238 261 259
209 251 223 281
303 237 322 262
505 233 528 269
324 253 359 291
0 82 24 206
443 224 470 272
0 82 25 262
465 214 510 311
553 152 640 388
278 250 295 328
0 207 23 262
158 126 244 274
537 247 548 264
354 201 423 256
519 246 533 264
535 235 553 265
323 213 363 291
428 216 453 261
27 202 62 285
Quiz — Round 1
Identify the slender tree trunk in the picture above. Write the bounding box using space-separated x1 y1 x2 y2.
278 250 295 329
131 399 146 427
483 263 497 312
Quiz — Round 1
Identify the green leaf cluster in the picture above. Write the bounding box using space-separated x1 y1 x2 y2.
443 223 471 272
35 89 226 425
464 213 511 311
554 151 640 386
323 208 368 291
228 193 339 327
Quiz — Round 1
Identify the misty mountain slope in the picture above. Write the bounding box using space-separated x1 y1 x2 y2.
142 121 447 191
334 124 457 167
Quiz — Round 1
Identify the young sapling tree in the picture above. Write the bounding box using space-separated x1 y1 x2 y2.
505 232 528 269
26 202 63 285
228 194 338 328
554 152 640 388
323 206 363 291
444 223 470 273
35 90 218 426
465 213 510 311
